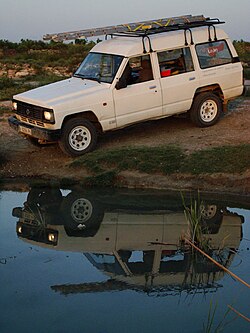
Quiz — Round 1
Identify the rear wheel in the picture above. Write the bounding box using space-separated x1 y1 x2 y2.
190 93 222 127
59 118 97 156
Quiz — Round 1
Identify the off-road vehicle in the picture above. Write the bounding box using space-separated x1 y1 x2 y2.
9 15 244 156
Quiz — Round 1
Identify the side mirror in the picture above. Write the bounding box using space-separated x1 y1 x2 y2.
115 77 127 90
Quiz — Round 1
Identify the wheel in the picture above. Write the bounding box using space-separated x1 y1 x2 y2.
70 197 93 228
60 191 104 231
59 118 97 157
190 93 222 127
200 204 223 234
200 204 220 221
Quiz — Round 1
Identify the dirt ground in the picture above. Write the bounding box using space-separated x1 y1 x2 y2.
0 98 250 194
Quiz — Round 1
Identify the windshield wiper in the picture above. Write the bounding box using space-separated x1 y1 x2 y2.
74 74 101 83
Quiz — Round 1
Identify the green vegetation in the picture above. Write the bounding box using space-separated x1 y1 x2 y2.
0 38 96 100
0 74 65 100
0 105 10 116
82 170 118 187
0 39 94 68
183 145 250 174
203 301 235 333
182 194 209 250
233 40 250 79
233 40 250 64
70 144 250 178
71 146 184 174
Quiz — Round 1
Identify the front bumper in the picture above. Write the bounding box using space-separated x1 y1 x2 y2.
8 116 61 142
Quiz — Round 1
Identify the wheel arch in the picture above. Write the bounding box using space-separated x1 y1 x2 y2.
193 84 224 102
62 111 103 133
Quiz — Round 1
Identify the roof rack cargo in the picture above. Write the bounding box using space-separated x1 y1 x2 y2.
43 14 224 42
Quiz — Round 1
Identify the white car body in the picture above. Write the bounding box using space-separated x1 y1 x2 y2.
10 26 244 156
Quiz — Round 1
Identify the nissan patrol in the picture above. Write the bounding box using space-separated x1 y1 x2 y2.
8 15 244 156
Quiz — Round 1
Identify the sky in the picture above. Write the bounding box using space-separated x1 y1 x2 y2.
0 0 249 42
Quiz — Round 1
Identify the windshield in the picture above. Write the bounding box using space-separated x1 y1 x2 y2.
74 52 123 83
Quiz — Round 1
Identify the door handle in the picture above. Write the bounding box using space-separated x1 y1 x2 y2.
149 85 157 89
189 77 196 81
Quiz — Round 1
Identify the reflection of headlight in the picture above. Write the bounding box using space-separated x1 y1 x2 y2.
44 110 55 122
48 233 57 243
12 101 17 111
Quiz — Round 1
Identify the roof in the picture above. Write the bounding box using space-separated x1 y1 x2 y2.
91 27 229 57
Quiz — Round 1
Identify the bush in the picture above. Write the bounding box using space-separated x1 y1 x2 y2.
244 67 250 80
0 77 16 89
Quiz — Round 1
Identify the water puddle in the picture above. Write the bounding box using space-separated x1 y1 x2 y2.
0 186 249 332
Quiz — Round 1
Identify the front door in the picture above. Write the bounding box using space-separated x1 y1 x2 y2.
113 54 162 128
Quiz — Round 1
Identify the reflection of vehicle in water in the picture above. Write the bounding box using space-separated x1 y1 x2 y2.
13 187 244 294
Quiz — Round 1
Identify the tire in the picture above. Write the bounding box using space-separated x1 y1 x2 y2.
190 93 222 127
59 118 97 157
60 191 104 231
200 204 223 234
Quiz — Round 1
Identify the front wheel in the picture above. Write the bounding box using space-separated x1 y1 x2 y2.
59 118 97 157
190 93 222 127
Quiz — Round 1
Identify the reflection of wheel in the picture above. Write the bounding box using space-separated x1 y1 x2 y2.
61 192 104 232
200 204 218 220
200 204 223 234
70 198 93 228
190 93 222 127
59 118 98 157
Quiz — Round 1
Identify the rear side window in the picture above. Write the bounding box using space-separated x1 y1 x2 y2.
196 40 233 69
157 47 194 78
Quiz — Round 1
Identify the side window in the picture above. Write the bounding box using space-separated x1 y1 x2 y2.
121 55 153 85
196 40 233 69
157 48 194 78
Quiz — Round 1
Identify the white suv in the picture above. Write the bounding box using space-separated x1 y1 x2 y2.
9 19 244 156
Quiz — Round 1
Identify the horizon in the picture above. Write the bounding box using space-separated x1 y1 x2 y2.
0 0 249 42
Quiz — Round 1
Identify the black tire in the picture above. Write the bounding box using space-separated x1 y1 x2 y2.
60 191 104 231
200 204 223 234
190 93 222 127
59 118 97 157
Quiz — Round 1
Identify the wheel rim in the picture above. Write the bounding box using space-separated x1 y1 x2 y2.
69 126 91 151
71 198 93 225
200 205 217 219
200 99 218 122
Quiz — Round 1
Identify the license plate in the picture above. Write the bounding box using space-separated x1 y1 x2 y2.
19 126 32 135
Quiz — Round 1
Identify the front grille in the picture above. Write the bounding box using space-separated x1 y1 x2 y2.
15 101 53 123
18 115 45 127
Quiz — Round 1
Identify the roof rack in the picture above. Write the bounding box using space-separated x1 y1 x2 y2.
43 14 224 42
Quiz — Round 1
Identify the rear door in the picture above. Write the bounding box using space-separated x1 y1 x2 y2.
157 47 199 115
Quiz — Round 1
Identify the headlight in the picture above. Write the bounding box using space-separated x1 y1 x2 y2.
44 110 55 122
48 232 58 243
12 101 17 111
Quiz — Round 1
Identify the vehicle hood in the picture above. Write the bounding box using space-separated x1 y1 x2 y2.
14 77 109 107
